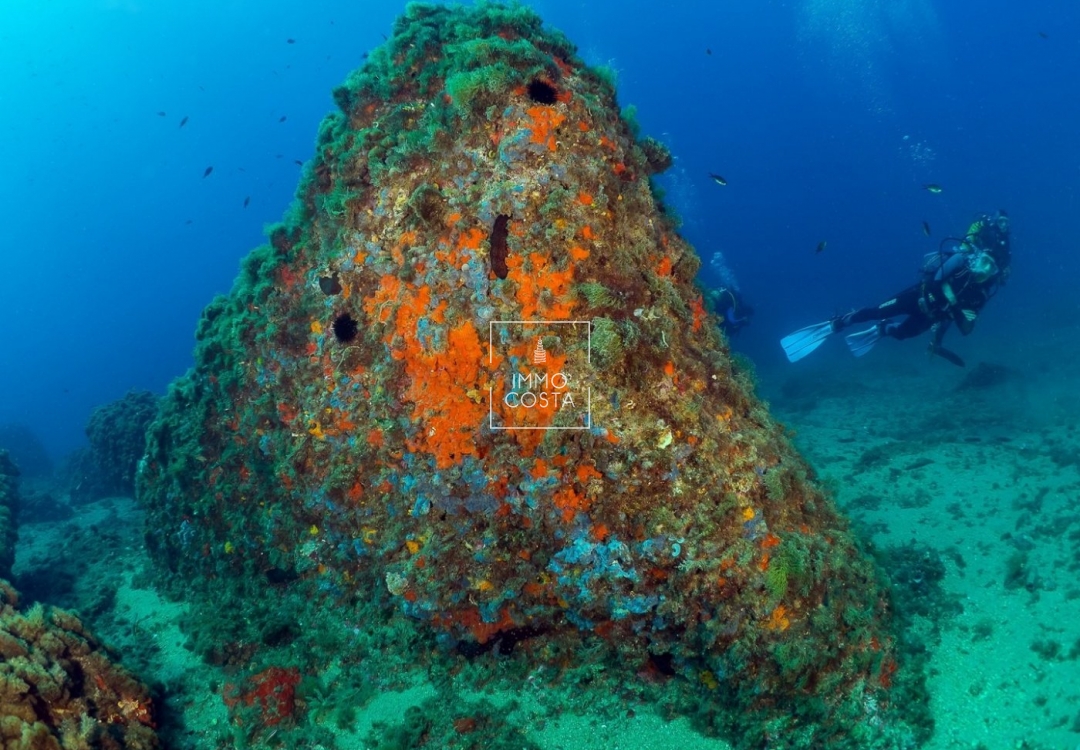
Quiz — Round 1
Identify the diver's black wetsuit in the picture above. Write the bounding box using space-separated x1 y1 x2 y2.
840 261 1006 366
782 212 1012 366
841 284 935 340
840 273 998 341
837 211 1011 347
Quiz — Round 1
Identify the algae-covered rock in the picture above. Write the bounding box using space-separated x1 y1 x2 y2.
138 3 927 748
85 390 159 499
0 451 18 581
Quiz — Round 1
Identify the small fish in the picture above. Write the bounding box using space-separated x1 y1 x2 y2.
179 115 189 128
243 196 250 208
815 240 827 254
203 166 214 178
923 183 943 194
294 159 303 166
1038 31 1048 39
185 219 193 225
708 173 728 187
156 111 166 117
706 48 712 55
922 220 931 237
278 116 287 123
286 38 296 44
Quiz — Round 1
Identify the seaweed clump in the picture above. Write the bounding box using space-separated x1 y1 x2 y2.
364 696 541 750
640 136 673 174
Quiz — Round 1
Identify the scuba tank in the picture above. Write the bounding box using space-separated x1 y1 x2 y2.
920 237 967 282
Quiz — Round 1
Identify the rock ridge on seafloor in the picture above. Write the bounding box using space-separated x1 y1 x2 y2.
137 3 929 748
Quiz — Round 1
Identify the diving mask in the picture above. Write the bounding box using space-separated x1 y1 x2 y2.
993 210 1009 233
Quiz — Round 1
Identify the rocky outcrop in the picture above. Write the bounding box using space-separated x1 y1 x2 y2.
137 4 927 748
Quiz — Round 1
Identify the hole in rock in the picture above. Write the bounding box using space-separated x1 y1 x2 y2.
527 79 558 104
332 313 359 343
319 275 343 295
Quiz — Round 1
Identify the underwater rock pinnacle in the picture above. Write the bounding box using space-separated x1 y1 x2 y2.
138 3 927 748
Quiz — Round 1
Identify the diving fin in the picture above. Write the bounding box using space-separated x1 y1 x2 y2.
780 321 836 363
929 345 965 368
844 324 882 357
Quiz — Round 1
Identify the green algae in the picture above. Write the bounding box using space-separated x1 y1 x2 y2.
364 696 541 750
589 316 623 368
576 281 617 308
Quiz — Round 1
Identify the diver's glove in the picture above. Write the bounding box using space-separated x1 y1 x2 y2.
954 308 978 335
941 282 958 308
830 311 856 333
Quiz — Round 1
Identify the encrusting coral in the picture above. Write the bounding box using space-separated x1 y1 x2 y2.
0 582 159 750
137 3 928 748
0 451 158 749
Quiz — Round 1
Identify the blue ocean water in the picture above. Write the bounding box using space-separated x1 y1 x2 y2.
1 0 1077 460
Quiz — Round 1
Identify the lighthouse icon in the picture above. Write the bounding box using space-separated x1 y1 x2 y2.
533 336 547 364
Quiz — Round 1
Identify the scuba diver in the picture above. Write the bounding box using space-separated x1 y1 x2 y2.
709 285 754 335
781 210 1011 367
